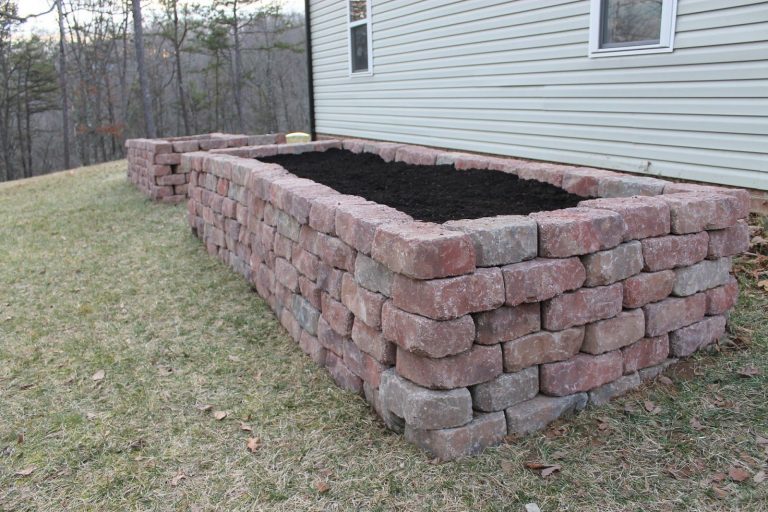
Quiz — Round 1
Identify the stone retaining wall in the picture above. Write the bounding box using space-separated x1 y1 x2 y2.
182 139 749 460
126 133 285 202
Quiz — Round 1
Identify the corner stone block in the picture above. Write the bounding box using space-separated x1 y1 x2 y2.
643 293 706 337
379 370 473 430
579 196 670 241
371 222 476 280
581 241 644 287
708 220 749 258
335 202 413 255
622 335 670 374
505 393 587 436
396 344 502 390
540 351 624 397
582 309 645 355
663 183 751 219
469 367 539 412
391 268 505 320
341 273 386 328
669 315 727 357
541 284 623 331
404 412 507 461
473 303 540 345
354 253 394 296
381 302 475 358
672 257 732 297
588 372 641 406
705 277 739 315
502 257 586 306
530 208 625 257
443 215 537 267
641 232 709 272
660 193 741 234
503 327 584 372
622 270 675 309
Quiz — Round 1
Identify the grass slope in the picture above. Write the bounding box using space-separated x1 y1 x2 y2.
0 161 766 511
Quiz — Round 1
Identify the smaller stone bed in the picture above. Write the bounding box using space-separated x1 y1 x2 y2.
126 132 285 202
181 138 750 460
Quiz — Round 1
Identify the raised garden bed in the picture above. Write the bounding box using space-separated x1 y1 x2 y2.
126 132 285 202
181 138 750 460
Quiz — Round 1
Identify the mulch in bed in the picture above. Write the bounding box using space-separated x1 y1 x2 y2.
261 149 582 223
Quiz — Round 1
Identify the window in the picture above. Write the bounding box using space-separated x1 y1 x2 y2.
348 0 372 75
589 0 678 57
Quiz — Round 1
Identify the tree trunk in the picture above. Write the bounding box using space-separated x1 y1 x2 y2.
172 1 190 135
56 0 71 170
131 0 156 138
231 0 244 132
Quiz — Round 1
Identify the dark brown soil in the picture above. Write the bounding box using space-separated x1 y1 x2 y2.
261 149 581 223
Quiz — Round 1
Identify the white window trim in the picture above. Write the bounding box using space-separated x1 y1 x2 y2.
347 0 373 76
589 0 678 58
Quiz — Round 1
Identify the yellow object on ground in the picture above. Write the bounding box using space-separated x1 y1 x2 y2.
286 132 311 144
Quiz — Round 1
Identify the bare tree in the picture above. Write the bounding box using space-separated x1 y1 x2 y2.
132 0 155 138
56 0 71 169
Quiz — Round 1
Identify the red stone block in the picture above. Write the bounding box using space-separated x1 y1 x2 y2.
502 327 584 372
351 317 396 365
371 222 476 280
341 274 386 328
530 207 625 257
216 177 229 196
321 293 354 336
309 194 368 234
542 284 623 331
314 232 356 272
391 268 504 320
394 145 440 165
298 276 322 310
396 344 502 390
221 198 237 218
335 203 413 255
540 351 623 397
560 168 621 197
663 183 750 219
516 163 566 187
579 196 671 241
157 173 187 187
473 303 540 345
155 152 182 165
291 247 319 280
279 308 301 342
317 317 346 356
381 302 475 358
299 331 327 366
643 293 706 337
705 277 738 315
581 241 643 286
660 193 741 234
153 165 172 177
582 309 645 355
404 412 506 461
325 352 364 395
253 263 275 299
274 257 299 292
502 257 586 306
272 233 293 260
622 335 669 373
708 220 749 258
316 262 344 299
641 232 709 272
622 271 675 308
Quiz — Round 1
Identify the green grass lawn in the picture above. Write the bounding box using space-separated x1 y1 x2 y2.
0 161 766 511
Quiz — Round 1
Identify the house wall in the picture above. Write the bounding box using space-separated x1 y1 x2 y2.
308 0 768 191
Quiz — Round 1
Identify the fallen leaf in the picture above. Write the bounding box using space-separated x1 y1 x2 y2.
228 355 240 362
246 437 261 453
128 438 146 451
525 461 561 478
213 411 228 421
500 460 515 473
623 403 638 414
711 472 727 482
754 471 766 484
551 450 568 460
86 412 97 420
644 400 661 414
18 383 34 390
711 484 728 498
540 465 561 478
15 467 35 476
737 365 761 377
524 504 541 512
757 280 768 292
658 375 673 386
690 417 704 431
239 422 253 432
729 467 750 482
314 479 330 494
194 403 212 412
17 433 23 444
91 370 105 381
170 473 187 487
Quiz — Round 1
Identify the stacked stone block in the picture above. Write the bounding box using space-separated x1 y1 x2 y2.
183 138 750 460
126 132 285 202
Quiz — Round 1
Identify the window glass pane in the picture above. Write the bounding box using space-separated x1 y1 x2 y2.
350 24 368 72
350 0 367 22
601 0 662 47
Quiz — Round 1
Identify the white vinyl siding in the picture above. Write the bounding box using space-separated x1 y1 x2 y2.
309 0 768 191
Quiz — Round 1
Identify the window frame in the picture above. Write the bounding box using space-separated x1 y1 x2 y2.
588 0 678 58
347 0 373 76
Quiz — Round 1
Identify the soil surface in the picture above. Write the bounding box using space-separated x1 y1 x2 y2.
262 149 582 223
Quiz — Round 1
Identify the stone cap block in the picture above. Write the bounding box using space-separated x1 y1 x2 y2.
561 168 622 197
396 344 503 390
336 202 413 255
578 196 671 241
530 207 625 257
443 215 537 267
659 192 741 234
663 183 750 219
597 176 668 198
372 222 476 280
